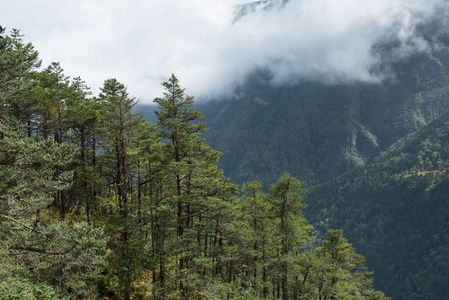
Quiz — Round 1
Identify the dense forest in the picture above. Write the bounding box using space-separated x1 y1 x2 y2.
305 112 449 299
193 49 449 187
0 28 389 299
134 17 449 300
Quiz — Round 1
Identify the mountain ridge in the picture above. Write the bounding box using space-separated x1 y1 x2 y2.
193 49 449 187
305 111 449 299
133 36 449 300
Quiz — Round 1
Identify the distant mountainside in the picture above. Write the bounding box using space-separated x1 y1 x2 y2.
305 112 449 299
192 49 449 299
196 50 449 187
135 36 449 300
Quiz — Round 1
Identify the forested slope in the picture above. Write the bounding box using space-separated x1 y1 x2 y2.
306 113 449 299
197 49 449 187
0 28 387 299
185 27 449 300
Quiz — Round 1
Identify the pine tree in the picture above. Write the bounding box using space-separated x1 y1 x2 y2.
0 29 41 137
154 74 205 293
270 172 311 299
97 78 142 300
240 181 273 297
64 77 103 224
316 229 390 300
154 74 237 296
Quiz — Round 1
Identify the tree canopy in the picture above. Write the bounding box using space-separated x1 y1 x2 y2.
0 29 388 299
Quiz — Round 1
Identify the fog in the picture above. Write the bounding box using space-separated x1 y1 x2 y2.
3 0 448 102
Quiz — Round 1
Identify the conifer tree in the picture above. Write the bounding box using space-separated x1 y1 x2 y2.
316 229 389 300
98 78 142 300
154 74 207 293
154 74 236 296
0 29 108 299
270 172 310 299
0 29 41 137
240 181 273 297
0 29 392 299
64 77 103 224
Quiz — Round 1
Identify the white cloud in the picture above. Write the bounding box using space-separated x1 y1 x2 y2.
2 0 447 103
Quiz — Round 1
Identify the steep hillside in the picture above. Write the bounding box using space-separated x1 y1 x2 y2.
198 50 449 187
193 49 449 299
305 113 449 299
135 45 449 300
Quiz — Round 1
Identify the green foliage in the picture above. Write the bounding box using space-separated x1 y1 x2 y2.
0 248 60 300
306 113 449 299
0 29 388 300
194 50 449 187
0 118 77 217
178 46 449 299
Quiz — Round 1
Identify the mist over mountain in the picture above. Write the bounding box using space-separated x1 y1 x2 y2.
193 0 449 100
132 3 449 299
5 0 449 102
6 1 449 299
186 12 449 298
232 0 290 23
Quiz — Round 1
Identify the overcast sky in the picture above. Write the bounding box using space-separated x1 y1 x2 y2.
3 0 447 103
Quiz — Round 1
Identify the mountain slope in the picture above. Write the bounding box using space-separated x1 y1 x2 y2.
305 112 449 299
198 50 449 187
135 42 449 300
192 49 449 299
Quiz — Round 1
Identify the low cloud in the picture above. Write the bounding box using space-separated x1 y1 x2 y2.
214 0 445 90
3 0 448 103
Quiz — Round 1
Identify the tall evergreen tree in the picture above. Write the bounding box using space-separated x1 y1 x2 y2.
98 78 142 300
154 74 207 293
64 77 103 224
154 74 237 296
240 181 273 297
0 29 391 299
315 229 389 300
0 29 41 137
270 172 310 299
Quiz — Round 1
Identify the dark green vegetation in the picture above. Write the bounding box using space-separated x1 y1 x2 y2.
196 50 449 186
141 27 449 300
306 113 449 299
0 28 388 299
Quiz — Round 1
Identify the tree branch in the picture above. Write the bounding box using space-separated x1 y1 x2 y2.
0 214 51 238
10 245 63 255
